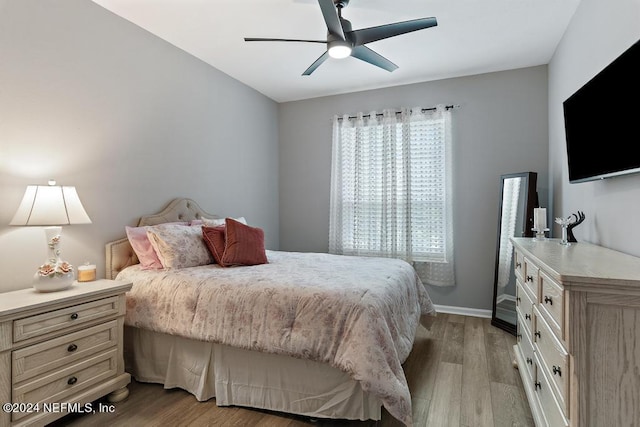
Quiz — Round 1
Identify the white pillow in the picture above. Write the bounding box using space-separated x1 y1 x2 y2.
146 224 213 269
201 217 247 226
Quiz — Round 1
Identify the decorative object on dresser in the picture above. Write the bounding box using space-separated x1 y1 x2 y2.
566 211 585 243
0 279 132 427
10 180 92 292
512 237 640 427
491 171 537 335
106 198 435 426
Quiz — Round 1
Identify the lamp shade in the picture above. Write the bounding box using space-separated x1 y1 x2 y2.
10 183 92 226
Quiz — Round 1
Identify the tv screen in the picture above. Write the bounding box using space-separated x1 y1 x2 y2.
563 39 640 183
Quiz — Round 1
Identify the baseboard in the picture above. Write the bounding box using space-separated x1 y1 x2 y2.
433 304 492 318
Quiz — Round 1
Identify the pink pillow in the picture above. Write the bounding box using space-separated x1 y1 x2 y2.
126 226 163 269
220 218 268 267
202 225 226 265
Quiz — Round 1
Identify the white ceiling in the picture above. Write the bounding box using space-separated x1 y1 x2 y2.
91 0 581 103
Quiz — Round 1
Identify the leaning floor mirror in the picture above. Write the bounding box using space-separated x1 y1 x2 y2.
491 172 537 335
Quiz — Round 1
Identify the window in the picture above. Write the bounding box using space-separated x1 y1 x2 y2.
329 105 454 286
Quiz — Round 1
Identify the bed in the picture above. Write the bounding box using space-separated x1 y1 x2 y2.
105 198 436 426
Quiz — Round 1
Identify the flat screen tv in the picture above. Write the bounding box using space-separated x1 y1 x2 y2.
563 39 640 183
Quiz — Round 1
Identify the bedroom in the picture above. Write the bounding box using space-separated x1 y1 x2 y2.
0 0 639 426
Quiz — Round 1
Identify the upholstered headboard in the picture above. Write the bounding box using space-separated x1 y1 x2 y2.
105 198 220 279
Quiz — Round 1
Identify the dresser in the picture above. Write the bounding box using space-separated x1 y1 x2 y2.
0 280 132 426
511 238 640 427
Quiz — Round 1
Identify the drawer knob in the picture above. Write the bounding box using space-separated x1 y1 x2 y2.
544 296 553 305
553 365 562 377
535 331 541 339
534 381 541 390
70 313 79 320
526 275 533 282
525 314 531 320
67 376 78 386
67 344 78 353
526 357 533 365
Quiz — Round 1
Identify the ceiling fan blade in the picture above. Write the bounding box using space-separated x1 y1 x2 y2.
318 0 346 40
351 46 398 72
244 37 326 43
302 51 330 76
350 17 437 46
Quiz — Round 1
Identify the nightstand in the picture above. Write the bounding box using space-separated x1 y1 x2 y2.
0 279 132 426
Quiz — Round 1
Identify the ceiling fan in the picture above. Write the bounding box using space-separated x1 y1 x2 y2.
244 0 437 75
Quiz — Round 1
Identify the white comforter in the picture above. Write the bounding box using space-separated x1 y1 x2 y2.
118 250 436 426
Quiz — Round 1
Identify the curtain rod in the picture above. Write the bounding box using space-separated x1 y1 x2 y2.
337 104 459 121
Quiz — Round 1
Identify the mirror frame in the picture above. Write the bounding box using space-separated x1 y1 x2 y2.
491 171 538 335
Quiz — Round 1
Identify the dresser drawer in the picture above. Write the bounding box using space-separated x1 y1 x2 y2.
12 320 118 384
516 314 535 383
538 270 564 338
516 280 535 336
13 296 120 343
534 353 569 427
12 348 118 421
533 307 569 416
523 257 539 300
514 249 524 281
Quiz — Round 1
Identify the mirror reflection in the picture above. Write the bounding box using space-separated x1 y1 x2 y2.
491 172 537 335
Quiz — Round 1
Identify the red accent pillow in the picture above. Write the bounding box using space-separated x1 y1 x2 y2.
202 225 226 265
222 218 268 267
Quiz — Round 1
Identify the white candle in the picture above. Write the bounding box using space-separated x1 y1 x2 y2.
77 263 96 282
534 208 547 230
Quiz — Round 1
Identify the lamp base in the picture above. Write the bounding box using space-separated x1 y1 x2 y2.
33 271 75 292
33 226 76 292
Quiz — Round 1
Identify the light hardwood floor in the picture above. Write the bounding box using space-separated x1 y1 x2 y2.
50 314 533 427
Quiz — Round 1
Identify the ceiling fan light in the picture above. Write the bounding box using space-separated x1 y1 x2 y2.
328 43 352 59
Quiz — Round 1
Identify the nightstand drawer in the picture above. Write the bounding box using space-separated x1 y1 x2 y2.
12 348 118 421
13 296 119 343
12 320 118 383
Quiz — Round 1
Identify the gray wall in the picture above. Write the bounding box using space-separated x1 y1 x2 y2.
0 0 280 292
279 66 549 310
548 0 640 257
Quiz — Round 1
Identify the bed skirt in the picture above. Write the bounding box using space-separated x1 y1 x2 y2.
123 326 382 421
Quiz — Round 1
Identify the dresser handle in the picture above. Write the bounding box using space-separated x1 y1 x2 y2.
517 333 522 340
526 275 533 282
525 314 531 320
516 262 522 269
67 376 78 386
553 366 562 377
516 297 521 304
70 313 79 320
535 331 541 339
526 357 533 365
534 381 541 390
544 296 553 305
67 344 78 352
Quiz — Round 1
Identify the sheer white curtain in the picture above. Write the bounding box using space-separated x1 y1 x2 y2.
329 105 455 287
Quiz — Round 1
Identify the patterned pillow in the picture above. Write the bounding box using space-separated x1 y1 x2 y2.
201 217 247 227
220 218 268 267
202 225 226 265
126 221 189 269
146 224 214 269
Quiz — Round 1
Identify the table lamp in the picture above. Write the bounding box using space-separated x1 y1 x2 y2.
10 180 92 292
